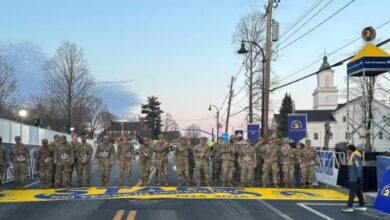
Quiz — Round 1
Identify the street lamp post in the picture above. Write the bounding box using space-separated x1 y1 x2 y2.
238 40 268 139
19 109 27 124
208 105 220 139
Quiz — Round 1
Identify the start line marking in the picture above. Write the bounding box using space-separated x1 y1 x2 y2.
0 187 349 203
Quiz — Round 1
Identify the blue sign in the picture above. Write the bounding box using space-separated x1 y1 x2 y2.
288 114 307 142
222 133 229 143
374 168 390 214
347 56 390 77
247 124 260 142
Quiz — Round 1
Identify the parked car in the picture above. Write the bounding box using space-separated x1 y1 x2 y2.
130 139 141 153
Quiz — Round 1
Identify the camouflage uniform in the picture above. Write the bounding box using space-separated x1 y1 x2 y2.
153 142 169 186
139 140 153 186
254 141 264 186
238 143 256 187
95 137 116 187
10 137 30 189
0 141 8 189
36 139 54 188
75 141 93 187
54 136 74 188
174 141 190 186
188 143 195 181
117 141 135 186
301 140 319 188
261 142 280 187
49 135 60 186
280 143 294 188
211 142 222 181
70 140 78 185
220 141 236 187
233 143 241 182
294 144 304 186
193 142 210 186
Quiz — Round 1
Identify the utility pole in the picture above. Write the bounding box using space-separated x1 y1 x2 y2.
225 76 234 133
262 0 273 140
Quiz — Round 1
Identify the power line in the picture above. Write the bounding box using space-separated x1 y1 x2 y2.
270 38 390 92
277 19 390 84
219 62 245 111
277 0 355 52
279 0 325 40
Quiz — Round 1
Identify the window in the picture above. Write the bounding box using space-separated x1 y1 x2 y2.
345 132 348 140
343 116 347 122
329 132 333 139
314 132 319 140
379 132 384 140
306 133 308 138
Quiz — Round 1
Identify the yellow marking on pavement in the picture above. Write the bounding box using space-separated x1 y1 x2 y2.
126 210 137 220
136 167 156 186
113 209 125 220
0 187 349 203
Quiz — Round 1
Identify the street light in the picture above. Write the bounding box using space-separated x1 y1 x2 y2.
19 109 27 124
238 40 269 139
208 105 220 139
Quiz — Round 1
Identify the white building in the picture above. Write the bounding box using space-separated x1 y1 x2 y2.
272 56 390 152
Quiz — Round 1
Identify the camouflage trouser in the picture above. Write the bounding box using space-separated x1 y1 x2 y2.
195 159 209 185
240 163 254 185
212 158 221 180
98 161 112 186
77 161 91 187
39 163 53 188
262 161 278 185
221 160 234 182
140 159 151 186
281 163 294 185
70 160 76 185
13 163 28 189
189 159 195 180
155 158 168 182
55 163 72 187
234 160 241 182
119 160 133 185
0 165 6 187
301 164 315 184
254 160 263 185
176 157 190 182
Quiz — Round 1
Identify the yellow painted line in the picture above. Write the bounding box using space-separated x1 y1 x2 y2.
113 209 125 220
126 210 137 220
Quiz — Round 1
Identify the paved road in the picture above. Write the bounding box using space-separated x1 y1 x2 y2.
0 152 388 220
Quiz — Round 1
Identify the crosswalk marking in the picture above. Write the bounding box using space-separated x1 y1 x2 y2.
113 209 125 220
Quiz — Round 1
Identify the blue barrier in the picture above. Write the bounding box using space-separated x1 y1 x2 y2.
376 156 390 190
374 167 390 214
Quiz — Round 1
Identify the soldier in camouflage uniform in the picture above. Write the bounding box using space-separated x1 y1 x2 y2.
212 137 223 182
95 135 116 187
117 136 135 186
220 135 236 187
75 135 93 187
280 139 295 188
139 138 153 186
193 137 210 186
69 134 78 186
54 135 74 188
174 137 191 186
49 134 60 187
254 138 265 186
261 138 280 188
187 140 195 181
0 137 8 191
294 142 304 187
37 139 54 188
153 135 169 186
233 139 241 183
301 139 319 188
238 140 257 187
10 136 30 189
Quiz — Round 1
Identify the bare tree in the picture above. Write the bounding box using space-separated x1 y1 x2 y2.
163 113 179 132
0 58 17 116
85 96 109 138
44 41 95 133
233 10 266 123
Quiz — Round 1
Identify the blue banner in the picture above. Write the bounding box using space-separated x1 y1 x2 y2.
222 133 229 143
374 168 390 214
247 124 260 142
347 56 390 77
288 114 307 142
377 156 390 191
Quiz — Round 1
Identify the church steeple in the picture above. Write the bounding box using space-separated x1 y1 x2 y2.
319 56 331 71
313 55 338 110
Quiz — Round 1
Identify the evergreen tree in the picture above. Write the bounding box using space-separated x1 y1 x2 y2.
141 96 163 139
277 93 294 138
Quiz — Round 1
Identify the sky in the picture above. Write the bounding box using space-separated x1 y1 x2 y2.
0 0 389 135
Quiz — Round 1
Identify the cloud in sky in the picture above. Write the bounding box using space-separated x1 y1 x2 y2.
96 80 140 117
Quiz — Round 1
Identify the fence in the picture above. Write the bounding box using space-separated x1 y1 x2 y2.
315 150 346 186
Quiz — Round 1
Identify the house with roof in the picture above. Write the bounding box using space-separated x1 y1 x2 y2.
272 56 390 152
105 120 148 140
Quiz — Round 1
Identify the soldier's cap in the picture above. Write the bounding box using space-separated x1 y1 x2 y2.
42 139 48 143
15 136 21 140
54 134 60 138
103 135 110 141
80 134 87 139
60 135 67 140
282 138 289 143
158 134 164 139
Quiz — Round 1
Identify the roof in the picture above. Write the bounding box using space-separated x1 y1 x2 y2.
106 121 142 131
349 42 390 63
274 110 336 123
319 56 331 71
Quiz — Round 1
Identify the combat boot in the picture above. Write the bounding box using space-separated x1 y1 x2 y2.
156 180 160 186
227 181 233 187
307 183 313 189
273 183 279 188
221 181 226 187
